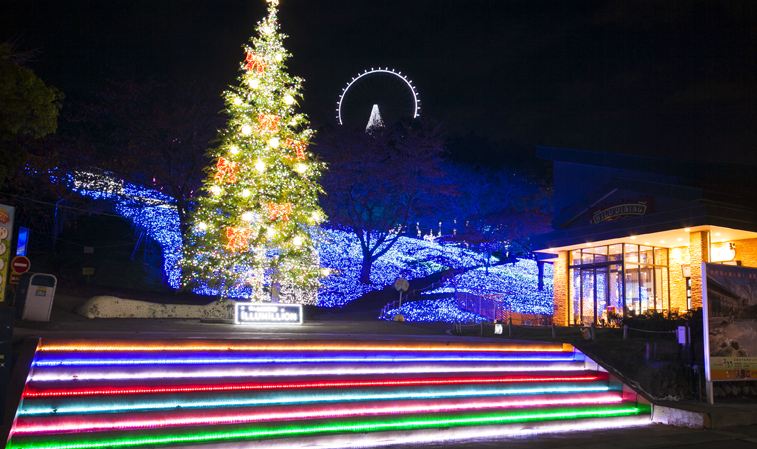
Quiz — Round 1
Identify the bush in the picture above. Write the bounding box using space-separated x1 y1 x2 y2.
623 308 702 332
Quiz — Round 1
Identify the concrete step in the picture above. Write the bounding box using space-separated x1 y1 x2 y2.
4 338 652 449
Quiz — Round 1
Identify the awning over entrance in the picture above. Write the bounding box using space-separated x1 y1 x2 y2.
537 225 757 259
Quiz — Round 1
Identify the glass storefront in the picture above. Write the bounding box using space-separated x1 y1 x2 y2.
569 243 670 325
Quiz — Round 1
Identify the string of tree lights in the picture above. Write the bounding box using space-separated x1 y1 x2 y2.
182 0 326 303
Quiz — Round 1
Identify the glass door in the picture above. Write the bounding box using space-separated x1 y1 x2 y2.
595 266 608 324
606 263 623 324
580 268 595 325
625 266 640 315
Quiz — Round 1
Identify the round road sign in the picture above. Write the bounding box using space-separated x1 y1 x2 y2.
11 256 30 274
394 277 409 292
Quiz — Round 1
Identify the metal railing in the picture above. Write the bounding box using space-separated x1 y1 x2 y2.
454 290 551 325
381 290 552 326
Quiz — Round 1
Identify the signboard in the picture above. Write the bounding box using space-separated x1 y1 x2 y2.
590 201 648 224
702 263 757 403
394 277 409 292
0 204 14 303
234 303 303 325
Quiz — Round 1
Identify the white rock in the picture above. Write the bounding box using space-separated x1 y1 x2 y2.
77 296 233 320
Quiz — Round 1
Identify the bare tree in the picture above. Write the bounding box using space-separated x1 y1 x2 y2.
319 120 450 283
73 79 222 236
444 165 552 270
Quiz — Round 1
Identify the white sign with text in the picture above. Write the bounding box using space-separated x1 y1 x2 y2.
234 303 303 325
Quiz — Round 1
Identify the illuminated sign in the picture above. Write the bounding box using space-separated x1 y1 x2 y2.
16 226 29 256
234 303 303 325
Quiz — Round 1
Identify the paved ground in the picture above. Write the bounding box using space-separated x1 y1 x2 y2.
12 292 459 341
14 316 460 341
382 423 757 449
10 293 757 448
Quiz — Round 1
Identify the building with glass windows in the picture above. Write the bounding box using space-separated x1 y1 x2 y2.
533 147 757 326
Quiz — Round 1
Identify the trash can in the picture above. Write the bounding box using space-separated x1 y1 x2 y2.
17 273 57 322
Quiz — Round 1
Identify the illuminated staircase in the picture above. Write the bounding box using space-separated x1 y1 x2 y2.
5 339 650 449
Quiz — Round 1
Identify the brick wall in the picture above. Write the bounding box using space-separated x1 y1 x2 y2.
735 237 757 268
668 246 689 312
553 251 569 326
689 231 709 308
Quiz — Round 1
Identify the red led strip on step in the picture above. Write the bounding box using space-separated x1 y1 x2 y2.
23 374 606 398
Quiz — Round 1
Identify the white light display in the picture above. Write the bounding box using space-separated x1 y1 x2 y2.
336 68 421 125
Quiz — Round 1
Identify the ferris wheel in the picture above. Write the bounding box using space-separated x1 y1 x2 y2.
336 67 421 125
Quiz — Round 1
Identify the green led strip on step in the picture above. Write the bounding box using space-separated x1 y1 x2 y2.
8 405 650 449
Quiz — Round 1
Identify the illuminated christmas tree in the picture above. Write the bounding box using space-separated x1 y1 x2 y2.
183 0 325 303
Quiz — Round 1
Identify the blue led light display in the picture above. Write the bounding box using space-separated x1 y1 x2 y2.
64 171 553 313
381 298 489 323
382 261 554 323
65 172 488 306
424 261 554 315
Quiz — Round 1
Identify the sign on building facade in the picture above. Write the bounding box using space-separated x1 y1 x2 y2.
590 201 648 224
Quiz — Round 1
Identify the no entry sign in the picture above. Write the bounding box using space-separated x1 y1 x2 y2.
10 256 30 275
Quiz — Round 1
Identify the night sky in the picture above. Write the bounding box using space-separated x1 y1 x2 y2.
3 0 756 164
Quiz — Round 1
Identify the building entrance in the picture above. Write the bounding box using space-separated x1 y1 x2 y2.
569 244 669 325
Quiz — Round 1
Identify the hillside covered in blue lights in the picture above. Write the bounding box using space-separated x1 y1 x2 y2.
66 171 552 314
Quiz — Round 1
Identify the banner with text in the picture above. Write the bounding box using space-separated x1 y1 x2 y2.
703 263 757 382
0 204 15 303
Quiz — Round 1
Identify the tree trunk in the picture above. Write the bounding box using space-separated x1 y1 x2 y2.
176 199 191 289
52 198 64 250
359 254 373 284
537 261 544 291
176 200 190 244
